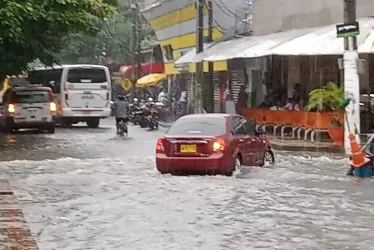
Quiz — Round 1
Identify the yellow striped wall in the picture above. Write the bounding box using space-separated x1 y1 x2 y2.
142 2 230 75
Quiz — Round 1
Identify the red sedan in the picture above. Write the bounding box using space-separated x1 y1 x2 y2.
156 113 275 176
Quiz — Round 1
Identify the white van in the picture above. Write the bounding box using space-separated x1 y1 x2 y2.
28 64 112 128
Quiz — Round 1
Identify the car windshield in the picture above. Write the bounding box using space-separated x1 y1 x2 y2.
12 91 50 103
167 117 226 136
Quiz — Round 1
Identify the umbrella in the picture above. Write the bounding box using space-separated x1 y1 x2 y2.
136 73 166 88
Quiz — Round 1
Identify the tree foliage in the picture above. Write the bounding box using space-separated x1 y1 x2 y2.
57 0 155 65
0 0 117 78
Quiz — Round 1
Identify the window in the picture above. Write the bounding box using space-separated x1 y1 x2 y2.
232 116 246 135
167 117 226 136
162 44 173 61
242 120 256 135
28 69 62 93
12 91 50 103
67 68 107 83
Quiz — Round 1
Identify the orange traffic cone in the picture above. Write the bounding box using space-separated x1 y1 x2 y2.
348 132 369 167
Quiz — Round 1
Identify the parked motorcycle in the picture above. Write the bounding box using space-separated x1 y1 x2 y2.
129 98 143 125
139 98 159 130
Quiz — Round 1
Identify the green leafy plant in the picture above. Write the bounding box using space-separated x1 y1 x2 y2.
307 82 344 127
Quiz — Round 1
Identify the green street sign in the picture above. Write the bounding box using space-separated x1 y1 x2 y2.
336 22 359 38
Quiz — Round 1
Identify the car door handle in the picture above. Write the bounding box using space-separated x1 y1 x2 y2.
238 139 244 142
251 139 256 142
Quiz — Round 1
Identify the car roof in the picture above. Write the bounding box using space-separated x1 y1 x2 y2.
179 113 231 120
32 64 108 70
12 86 52 91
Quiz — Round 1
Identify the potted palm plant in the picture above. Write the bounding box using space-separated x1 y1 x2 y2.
306 82 344 146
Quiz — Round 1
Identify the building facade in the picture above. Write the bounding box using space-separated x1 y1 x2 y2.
252 0 374 36
141 0 251 75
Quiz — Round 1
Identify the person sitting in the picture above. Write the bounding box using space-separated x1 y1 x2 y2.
114 95 129 134
259 96 272 108
270 100 284 110
285 98 300 111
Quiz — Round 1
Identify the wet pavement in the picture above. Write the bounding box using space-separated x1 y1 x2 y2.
0 117 374 249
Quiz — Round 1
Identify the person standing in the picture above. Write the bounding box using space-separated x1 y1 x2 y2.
236 85 248 115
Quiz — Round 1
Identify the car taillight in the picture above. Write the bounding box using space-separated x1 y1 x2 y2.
64 91 68 100
212 139 225 152
49 102 57 112
7 104 15 113
156 138 165 152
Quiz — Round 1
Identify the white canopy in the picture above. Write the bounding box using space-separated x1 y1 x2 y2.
191 17 374 62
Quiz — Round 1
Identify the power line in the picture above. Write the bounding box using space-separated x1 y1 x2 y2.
214 0 248 24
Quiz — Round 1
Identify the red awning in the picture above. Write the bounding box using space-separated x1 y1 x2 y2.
120 62 164 75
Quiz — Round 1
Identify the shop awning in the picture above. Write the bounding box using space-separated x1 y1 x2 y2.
136 73 166 88
190 17 374 62
269 17 374 55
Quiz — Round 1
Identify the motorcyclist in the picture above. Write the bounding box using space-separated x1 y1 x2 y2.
114 95 129 134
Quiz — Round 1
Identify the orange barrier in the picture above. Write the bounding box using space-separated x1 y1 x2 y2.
241 108 344 142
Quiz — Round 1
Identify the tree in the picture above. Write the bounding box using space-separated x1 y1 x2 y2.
0 0 117 79
57 0 155 65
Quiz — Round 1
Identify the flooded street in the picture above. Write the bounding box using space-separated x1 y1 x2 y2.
0 118 374 250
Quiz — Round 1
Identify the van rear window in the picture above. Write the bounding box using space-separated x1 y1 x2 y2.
12 91 50 103
67 68 107 83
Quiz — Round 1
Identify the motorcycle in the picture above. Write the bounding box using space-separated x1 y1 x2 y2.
139 98 159 130
129 98 143 125
117 119 128 137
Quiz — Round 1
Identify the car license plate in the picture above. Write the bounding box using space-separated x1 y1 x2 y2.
180 144 196 153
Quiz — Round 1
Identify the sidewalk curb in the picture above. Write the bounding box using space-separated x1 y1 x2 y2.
0 180 39 249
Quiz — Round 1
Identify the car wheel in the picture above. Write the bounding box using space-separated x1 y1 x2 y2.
47 127 55 134
225 154 242 176
262 149 275 166
2 127 12 134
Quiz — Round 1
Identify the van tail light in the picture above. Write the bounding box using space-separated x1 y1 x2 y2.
156 138 165 153
212 138 225 152
106 91 109 100
64 91 68 100
49 102 57 112
7 104 15 113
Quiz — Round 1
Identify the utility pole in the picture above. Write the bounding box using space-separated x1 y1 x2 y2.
194 0 204 113
344 0 357 50
136 3 142 80
205 0 214 113
130 1 138 97
342 0 360 154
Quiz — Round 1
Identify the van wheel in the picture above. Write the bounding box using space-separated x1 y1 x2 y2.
87 118 100 128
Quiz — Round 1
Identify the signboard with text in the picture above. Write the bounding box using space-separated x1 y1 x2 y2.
336 22 359 38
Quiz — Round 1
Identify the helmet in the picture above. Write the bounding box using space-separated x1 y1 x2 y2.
118 95 125 101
